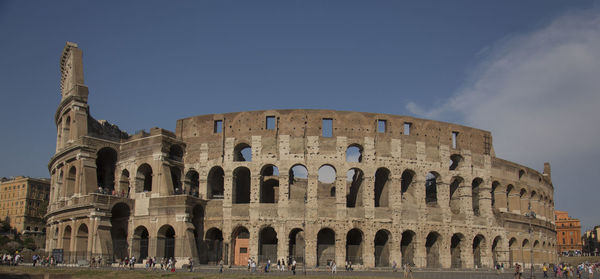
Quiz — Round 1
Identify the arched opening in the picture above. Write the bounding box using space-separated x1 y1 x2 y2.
346 168 364 208
204 228 223 264
509 238 517 266
111 203 130 261
491 181 500 209
506 184 515 211
76 224 88 261
520 189 528 213
449 154 463 170
234 143 252 162
232 167 251 204
133 226 149 262
401 169 415 201
63 116 71 145
184 170 200 197
207 166 224 199
317 228 335 267
260 165 279 203
425 172 439 205
259 227 278 264
346 228 363 265
491 236 502 267
96 147 117 194
192 205 205 263
346 144 363 163
529 191 537 212
522 239 530 266
168 145 184 161
289 228 305 263
519 169 525 179
473 234 485 268
63 225 72 261
119 170 130 197
374 168 390 207
170 166 182 194
401 230 416 266
318 165 336 199
232 226 250 266
425 232 441 268
451 233 465 268
136 164 153 192
472 178 483 216
374 230 391 267
450 176 463 214
289 164 308 200
157 225 176 259
65 166 76 197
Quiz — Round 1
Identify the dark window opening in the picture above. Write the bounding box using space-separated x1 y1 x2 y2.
452 131 459 149
403 122 411 135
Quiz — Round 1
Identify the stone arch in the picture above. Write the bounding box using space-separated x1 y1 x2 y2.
506 184 515 212
317 228 336 267
184 170 199 197
519 188 528 213
473 234 486 268
491 181 500 209
425 172 440 205
491 236 505 267
318 164 336 199
66 166 76 197
451 233 466 268
75 223 88 260
231 226 250 266
233 142 252 162
374 167 391 207
260 165 279 203
168 144 184 161
509 237 518 266
118 169 130 197
401 169 416 202
111 203 130 261
289 228 305 263
425 231 442 268
170 166 182 194
96 147 117 192
450 154 464 170
207 166 224 199
346 228 364 265
346 144 363 163
521 239 530 266
401 230 416 266
63 116 71 144
258 226 278 264
289 164 308 200
157 224 176 259
136 163 152 192
191 204 205 262
63 225 72 254
346 168 364 208
374 229 391 267
204 228 224 264
472 178 483 216
132 226 149 262
232 167 251 204
449 176 464 214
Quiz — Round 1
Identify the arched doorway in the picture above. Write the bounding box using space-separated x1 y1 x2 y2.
111 203 130 262
136 164 153 192
374 168 390 207
232 167 251 204
207 166 224 199
346 228 363 265
157 225 176 259
232 226 250 266
204 228 223 264
473 234 486 268
374 230 391 267
426 232 441 268
133 226 149 261
76 224 89 261
346 168 364 208
96 147 117 193
63 225 72 263
451 233 466 268
192 205 204 263
317 228 335 267
289 228 305 263
259 227 278 264
401 230 416 266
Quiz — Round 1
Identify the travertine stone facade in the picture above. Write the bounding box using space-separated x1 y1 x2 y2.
46 42 557 269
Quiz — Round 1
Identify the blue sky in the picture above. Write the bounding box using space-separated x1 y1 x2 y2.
1 1 600 228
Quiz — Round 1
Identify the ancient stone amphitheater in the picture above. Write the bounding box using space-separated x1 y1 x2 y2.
46 42 557 269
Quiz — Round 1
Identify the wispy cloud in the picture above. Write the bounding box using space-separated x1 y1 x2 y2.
407 10 600 225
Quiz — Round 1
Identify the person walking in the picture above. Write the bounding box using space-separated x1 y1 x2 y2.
188 257 193 272
544 263 549 278
331 260 337 274
219 259 224 273
291 258 297 275
392 260 397 272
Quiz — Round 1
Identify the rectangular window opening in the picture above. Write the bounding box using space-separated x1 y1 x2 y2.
403 122 412 135
452 131 459 149
322 118 333 137
214 120 223 134
266 116 276 130
377 119 386 133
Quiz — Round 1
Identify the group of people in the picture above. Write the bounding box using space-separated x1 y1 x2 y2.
246 257 298 274
511 262 598 279
1 253 22 265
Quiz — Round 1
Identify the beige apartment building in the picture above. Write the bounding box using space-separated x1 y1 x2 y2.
0 176 50 234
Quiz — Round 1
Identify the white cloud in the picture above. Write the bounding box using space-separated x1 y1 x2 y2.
407 10 600 226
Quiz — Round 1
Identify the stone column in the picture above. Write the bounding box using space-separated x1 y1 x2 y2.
305 226 317 267
335 175 347 219
249 226 259 263
363 175 374 219
363 229 374 268
277 225 288 265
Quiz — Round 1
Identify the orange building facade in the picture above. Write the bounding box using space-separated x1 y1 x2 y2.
555 210 582 255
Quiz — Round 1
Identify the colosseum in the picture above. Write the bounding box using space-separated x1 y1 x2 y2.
45 42 557 269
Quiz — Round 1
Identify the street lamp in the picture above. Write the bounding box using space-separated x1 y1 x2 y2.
525 210 536 279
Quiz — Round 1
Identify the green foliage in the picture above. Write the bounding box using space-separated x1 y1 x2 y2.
0 218 11 233
22 237 36 250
